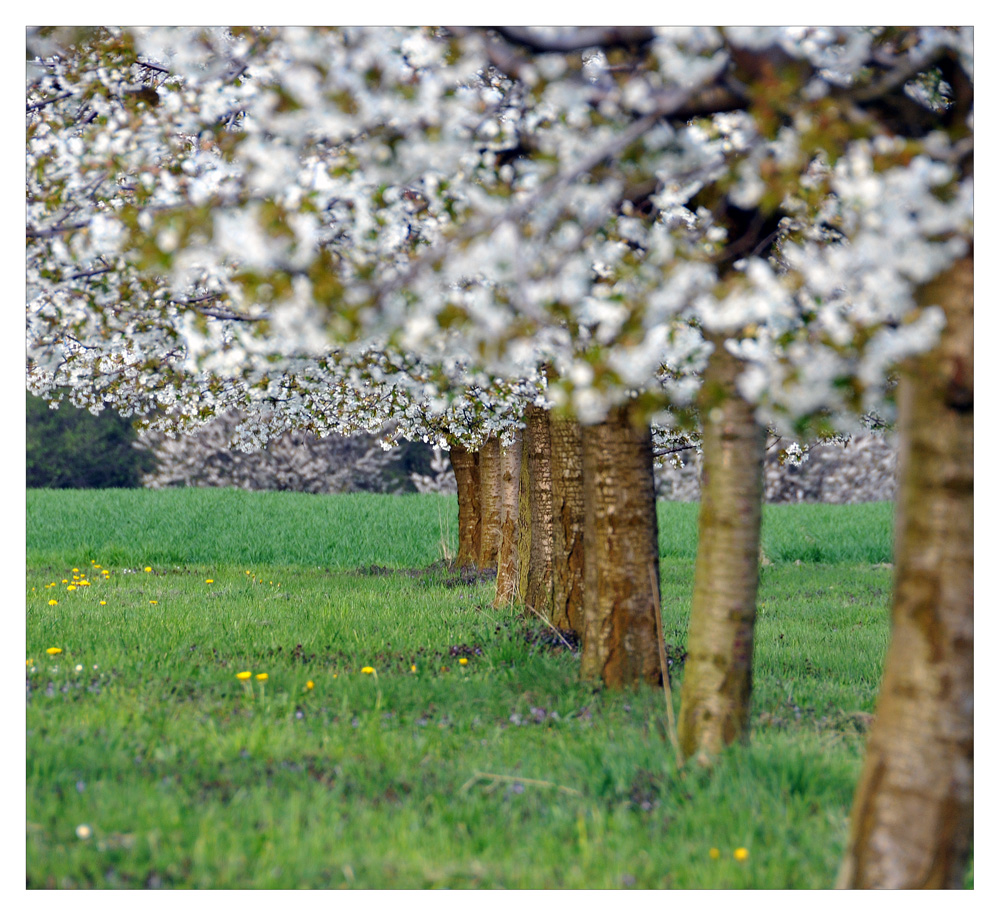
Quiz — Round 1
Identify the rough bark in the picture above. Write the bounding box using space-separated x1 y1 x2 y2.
524 404 554 619
517 439 532 603
837 253 973 889
677 338 766 763
478 436 503 570
494 431 524 608
579 403 662 688
550 415 586 632
449 444 481 568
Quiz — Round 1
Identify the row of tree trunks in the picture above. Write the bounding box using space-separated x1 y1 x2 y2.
837 253 974 889
550 415 586 632
677 337 766 764
494 430 524 607
579 404 663 688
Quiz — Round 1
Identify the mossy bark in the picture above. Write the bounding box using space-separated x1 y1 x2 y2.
550 415 585 632
579 403 662 688
677 338 765 763
837 254 973 889
524 404 554 619
449 444 481 569
494 431 524 608
478 436 503 570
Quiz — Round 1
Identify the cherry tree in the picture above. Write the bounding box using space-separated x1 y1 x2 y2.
27 26 972 886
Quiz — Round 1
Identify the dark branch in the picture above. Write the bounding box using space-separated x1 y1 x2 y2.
27 222 89 239
27 91 74 112
653 444 699 458
492 26 656 54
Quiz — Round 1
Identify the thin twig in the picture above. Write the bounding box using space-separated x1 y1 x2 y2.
650 561 684 769
460 770 581 795
523 602 576 652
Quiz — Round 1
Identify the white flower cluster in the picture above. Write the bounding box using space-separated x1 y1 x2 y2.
26 27 972 450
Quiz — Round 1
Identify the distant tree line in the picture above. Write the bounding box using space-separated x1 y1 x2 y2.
26 393 451 493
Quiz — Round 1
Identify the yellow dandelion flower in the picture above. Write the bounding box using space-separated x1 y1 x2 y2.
205 579 214 584
72 568 79 573
256 672 268 681
144 566 152 572
26 658 33 667
709 848 720 860
305 680 314 690
61 579 68 584
150 600 158 605
48 599 58 606
361 666 375 675
236 671 252 680
100 600 107 606
734 848 749 862
333 673 338 679
46 647 62 655
66 585 76 591
411 664 417 673
459 658 468 666
79 580 90 586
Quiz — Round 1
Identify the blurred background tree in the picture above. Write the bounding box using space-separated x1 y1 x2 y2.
26 390 156 488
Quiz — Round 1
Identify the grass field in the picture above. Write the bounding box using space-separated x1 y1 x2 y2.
26 489 927 889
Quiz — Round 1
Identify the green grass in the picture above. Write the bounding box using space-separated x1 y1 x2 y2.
27 488 895 569
26 489 934 889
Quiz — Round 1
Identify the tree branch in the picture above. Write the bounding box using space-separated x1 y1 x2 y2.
492 26 656 55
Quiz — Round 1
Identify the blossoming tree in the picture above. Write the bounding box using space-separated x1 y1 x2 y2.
27 25 972 886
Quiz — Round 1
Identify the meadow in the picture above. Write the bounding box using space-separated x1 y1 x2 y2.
27 489 905 889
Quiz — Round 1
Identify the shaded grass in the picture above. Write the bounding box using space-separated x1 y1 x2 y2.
27 489 894 569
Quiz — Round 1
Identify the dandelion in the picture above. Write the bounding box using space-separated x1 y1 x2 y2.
361 666 375 675
144 566 152 572
46 647 62 656
67 585 76 591
75 824 92 840
459 658 468 666
79 580 90 586
256 673 268 681
61 579 68 584
100 600 107 606
150 600 158 605
734 847 749 862
709 848 720 859
237 671 254 698
26 658 33 667
48 599 58 606
411 665 417 673
305 680 314 691
205 579 214 584
72 568 79 573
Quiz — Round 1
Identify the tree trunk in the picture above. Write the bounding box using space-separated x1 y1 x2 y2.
677 338 766 764
550 415 585 632
579 403 662 688
524 404 554 619
494 431 524 608
449 444 481 568
837 253 973 889
517 437 531 603
478 436 503 570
